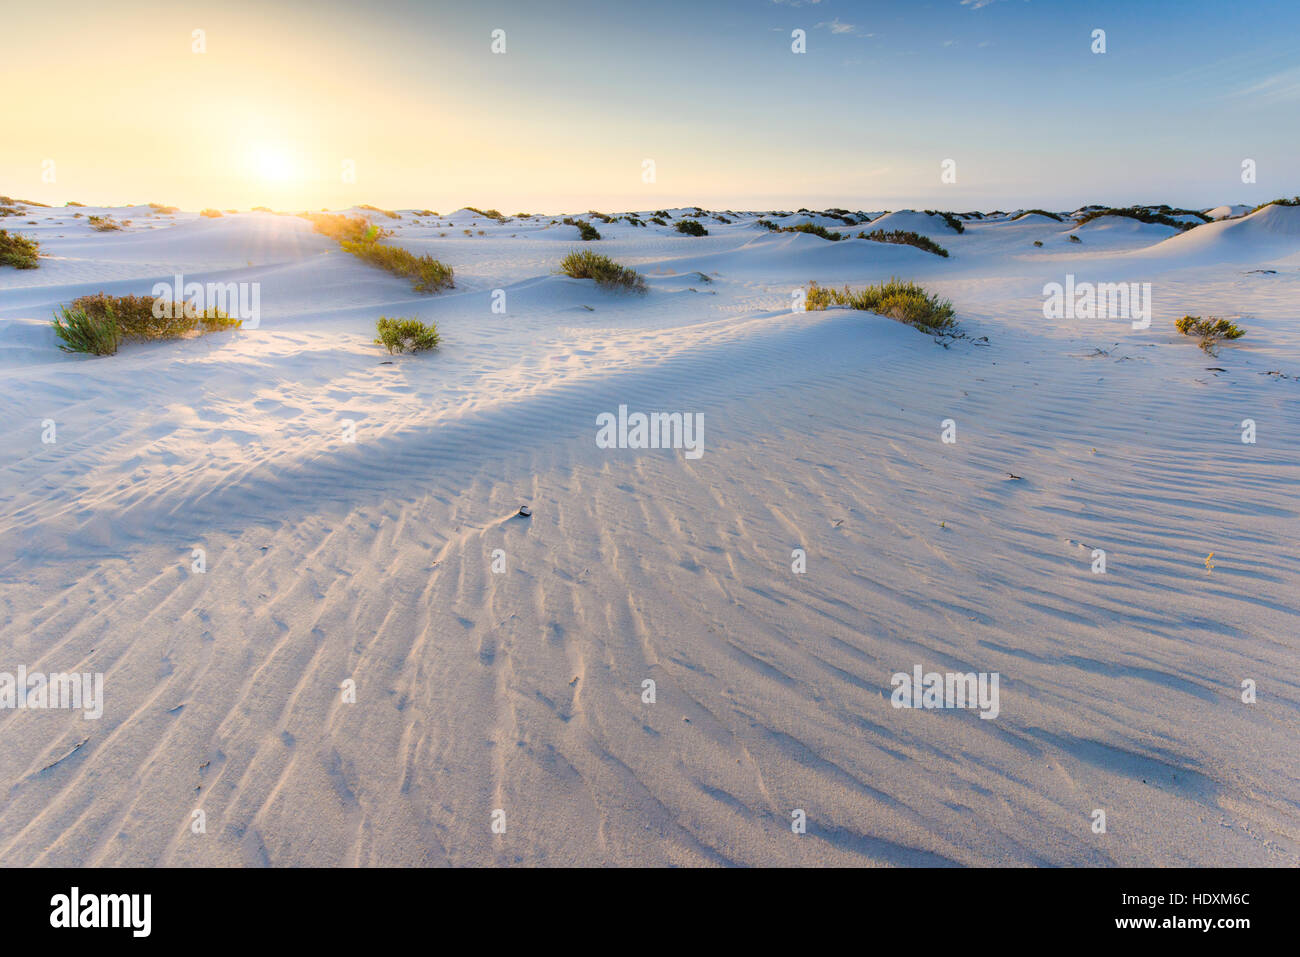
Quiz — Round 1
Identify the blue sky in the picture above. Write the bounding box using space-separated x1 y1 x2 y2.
3 0 1297 211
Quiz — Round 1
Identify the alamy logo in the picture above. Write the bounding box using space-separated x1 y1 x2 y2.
152 272 261 329
50 887 151 937
1042 274 1151 329
596 405 704 459
890 665 1000 720
0 667 103 719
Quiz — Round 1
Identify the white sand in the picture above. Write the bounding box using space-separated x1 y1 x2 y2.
1 203 1297 866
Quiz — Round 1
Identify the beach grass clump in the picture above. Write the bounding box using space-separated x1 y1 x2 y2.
148 203 179 214
199 208 223 218
859 229 949 257
0 228 40 269
465 206 505 221
358 203 402 220
88 215 125 231
53 304 122 355
559 249 647 292
70 292 240 341
375 316 439 354
304 212 386 244
675 219 708 236
341 239 455 292
805 278 956 334
1175 315 1244 355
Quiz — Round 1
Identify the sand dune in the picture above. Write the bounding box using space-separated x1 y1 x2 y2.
1 205 1298 866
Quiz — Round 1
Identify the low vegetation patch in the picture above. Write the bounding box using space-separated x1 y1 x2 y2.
54 292 239 355
1249 195 1300 214
1075 207 1200 231
199 208 223 218
88 215 125 231
71 292 240 341
923 210 965 233
0 228 40 269
1175 315 1245 355
562 217 601 241
1014 209 1063 222
341 239 455 292
559 249 647 292
805 278 956 334
675 219 708 236
781 222 840 241
304 212 453 292
464 207 505 221
148 203 179 214
304 212 387 243
358 204 401 219
375 316 439 354
859 229 949 257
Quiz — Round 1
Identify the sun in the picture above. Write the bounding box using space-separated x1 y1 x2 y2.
252 145 295 183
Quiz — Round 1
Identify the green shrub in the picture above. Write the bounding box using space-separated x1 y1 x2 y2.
783 222 840 241
859 229 948 257
341 240 455 292
923 210 965 233
559 249 647 292
562 217 601 241
53 304 121 355
1033 240 1043 247
1014 209 1063 222
675 219 708 236
88 215 124 231
199 208 223 218
1249 196 1300 214
465 207 505 221
0 228 40 268
756 218 780 231
805 278 956 334
1068 234 1082 243
650 217 668 226
1076 207 1199 231
375 316 440 354
1175 315 1245 354
70 292 240 341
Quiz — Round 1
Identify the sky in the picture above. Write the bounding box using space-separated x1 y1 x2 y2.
2 0 1298 213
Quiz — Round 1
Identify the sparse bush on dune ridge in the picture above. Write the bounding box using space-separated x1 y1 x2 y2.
1249 196 1300 214
0 228 40 268
341 239 455 292
562 217 601 240
1075 206 1202 231
559 249 647 292
304 212 454 293
675 219 708 236
805 278 956 334
1014 209 1063 222
924 210 965 233
859 229 949 257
